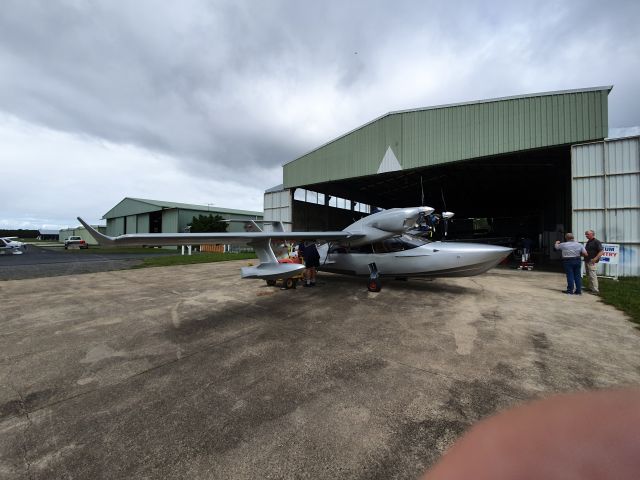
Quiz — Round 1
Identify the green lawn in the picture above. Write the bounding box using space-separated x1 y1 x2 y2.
131 252 257 268
591 277 640 327
58 246 177 254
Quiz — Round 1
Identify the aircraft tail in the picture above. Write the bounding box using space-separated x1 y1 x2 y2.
77 218 116 246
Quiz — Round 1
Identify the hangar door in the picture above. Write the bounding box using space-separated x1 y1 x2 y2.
572 136 640 276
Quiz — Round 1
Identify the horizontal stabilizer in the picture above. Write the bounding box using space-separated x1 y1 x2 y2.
241 262 305 280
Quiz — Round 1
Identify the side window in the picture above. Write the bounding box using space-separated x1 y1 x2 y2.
383 237 405 252
350 244 373 254
371 242 387 253
329 244 348 254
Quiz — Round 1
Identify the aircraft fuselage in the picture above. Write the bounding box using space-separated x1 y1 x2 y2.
319 240 511 278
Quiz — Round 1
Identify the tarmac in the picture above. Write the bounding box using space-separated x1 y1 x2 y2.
1 262 639 479
0 246 168 281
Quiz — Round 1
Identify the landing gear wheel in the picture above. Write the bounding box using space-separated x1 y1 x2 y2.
266 279 276 286
368 278 382 292
367 262 381 292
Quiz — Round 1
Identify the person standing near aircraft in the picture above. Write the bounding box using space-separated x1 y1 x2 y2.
555 233 587 295
303 241 320 287
584 230 604 295
522 237 533 262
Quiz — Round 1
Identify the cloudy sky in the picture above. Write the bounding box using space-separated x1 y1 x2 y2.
1 0 639 229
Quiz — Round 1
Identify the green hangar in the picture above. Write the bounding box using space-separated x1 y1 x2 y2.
103 197 262 236
283 86 610 230
266 86 639 275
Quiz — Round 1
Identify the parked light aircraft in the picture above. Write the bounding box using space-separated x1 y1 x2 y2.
0 237 25 254
78 206 511 287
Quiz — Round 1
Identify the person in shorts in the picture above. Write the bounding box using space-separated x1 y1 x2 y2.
303 241 320 287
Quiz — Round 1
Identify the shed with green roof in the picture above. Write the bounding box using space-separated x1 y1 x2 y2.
103 197 262 236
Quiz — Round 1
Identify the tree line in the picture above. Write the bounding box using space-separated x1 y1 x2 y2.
0 229 40 238
189 214 228 232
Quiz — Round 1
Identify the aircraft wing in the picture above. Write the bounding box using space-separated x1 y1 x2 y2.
77 217 362 281
77 218 358 247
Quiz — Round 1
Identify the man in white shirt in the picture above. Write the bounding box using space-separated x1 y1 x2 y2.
554 233 587 295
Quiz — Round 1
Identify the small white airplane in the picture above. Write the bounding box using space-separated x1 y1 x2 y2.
0 237 26 254
78 206 511 289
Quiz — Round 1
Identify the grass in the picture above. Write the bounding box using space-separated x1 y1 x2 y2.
589 277 640 327
58 246 178 254
131 251 257 268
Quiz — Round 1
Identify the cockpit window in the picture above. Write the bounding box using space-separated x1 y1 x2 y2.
330 243 372 253
373 234 429 253
330 234 429 254
399 233 431 247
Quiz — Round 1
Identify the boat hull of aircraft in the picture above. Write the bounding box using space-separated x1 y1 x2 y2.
319 241 511 278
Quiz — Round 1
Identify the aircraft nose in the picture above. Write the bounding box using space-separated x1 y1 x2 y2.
429 242 513 276
451 244 512 264
482 245 513 259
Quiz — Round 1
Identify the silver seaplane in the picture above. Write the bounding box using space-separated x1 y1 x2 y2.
78 206 511 289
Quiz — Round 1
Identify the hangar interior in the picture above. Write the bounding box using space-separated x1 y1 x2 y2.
272 86 612 264
300 144 572 241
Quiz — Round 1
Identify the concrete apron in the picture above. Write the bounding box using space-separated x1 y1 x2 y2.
1 263 639 479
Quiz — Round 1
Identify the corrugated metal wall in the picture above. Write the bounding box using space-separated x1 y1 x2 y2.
264 189 293 232
162 210 179 234
137 214 150 234
572 136 640 276
125 215 137 234
58 227 106 245
109 217 124 237
105 208 263 235
103 198 158 218
285 87 609 188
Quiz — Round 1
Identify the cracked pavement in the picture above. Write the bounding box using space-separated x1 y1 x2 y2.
1 262 639 479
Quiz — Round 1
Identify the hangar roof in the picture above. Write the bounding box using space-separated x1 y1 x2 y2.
265 184 285 193
103 197 262 219
284 86 612 190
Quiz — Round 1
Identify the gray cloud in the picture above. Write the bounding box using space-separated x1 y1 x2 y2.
0 0 639 227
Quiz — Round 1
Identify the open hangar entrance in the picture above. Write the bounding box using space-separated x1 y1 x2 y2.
292 144 572 262
281 87 612 264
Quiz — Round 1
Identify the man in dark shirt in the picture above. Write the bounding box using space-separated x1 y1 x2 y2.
585 230 604 294
302 241 320 287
